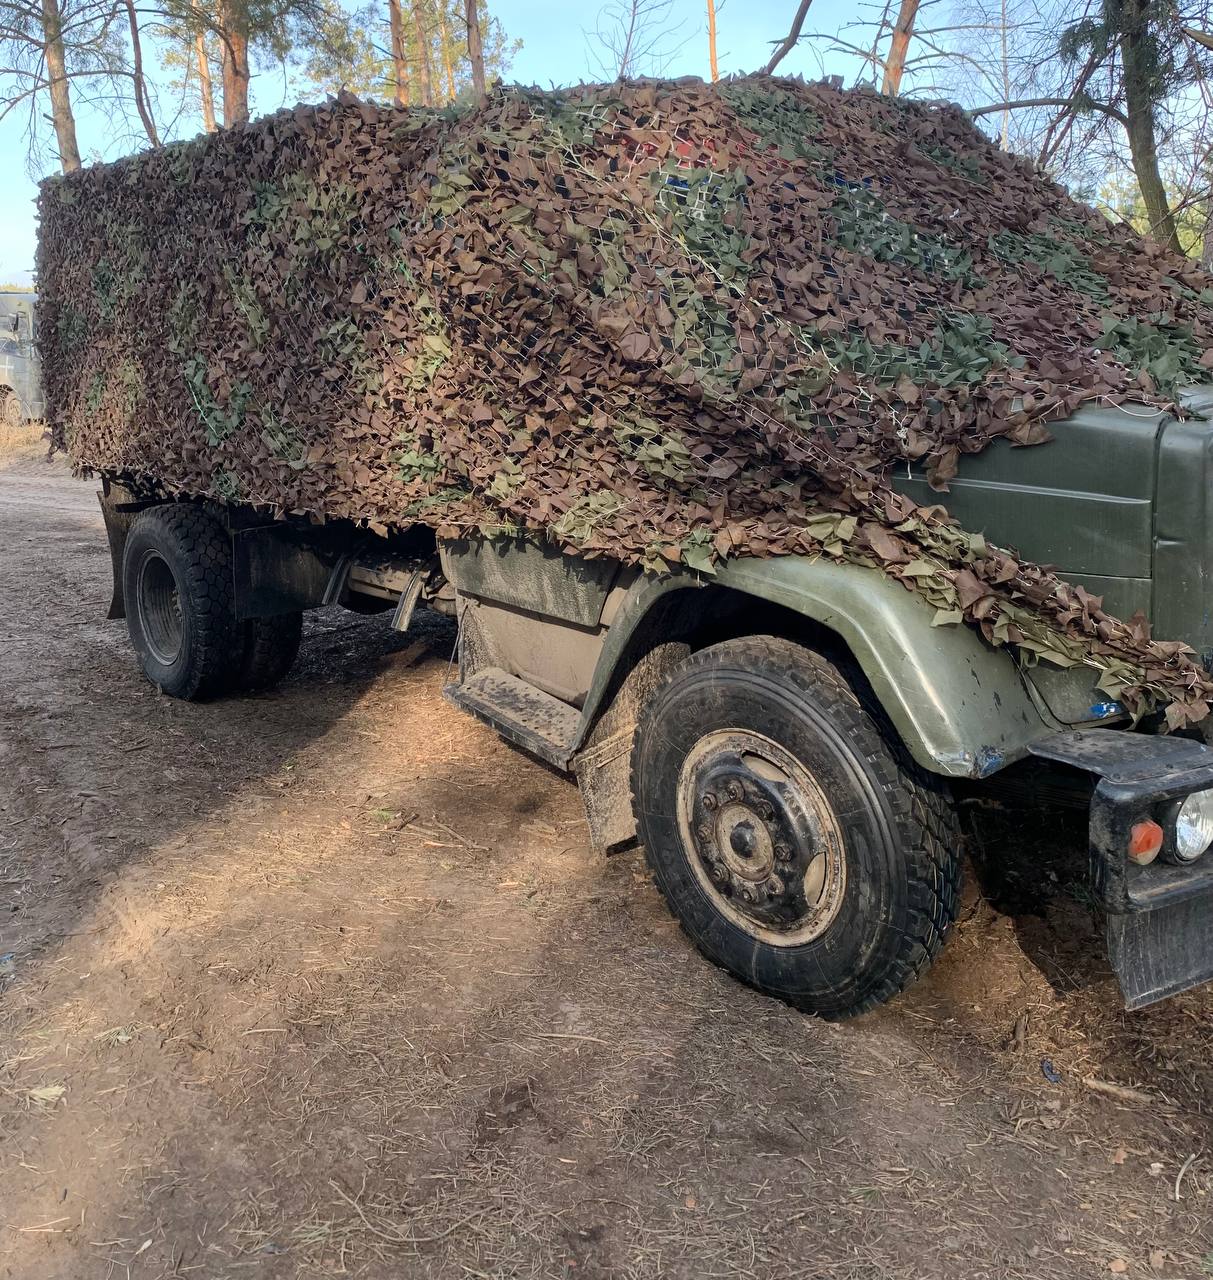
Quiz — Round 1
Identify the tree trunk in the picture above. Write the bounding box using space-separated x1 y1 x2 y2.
1202 189 1213 269
880 0 920 97
192 0 217 132
195 31 217 131
411 2 433 106
40 0 81 171
122 0 160 146
388 0 409 105
1119 0 1181 252
999 0 1009 149
465 0 485 97
706 0 718 81
438 1 457 102
218 0 250 126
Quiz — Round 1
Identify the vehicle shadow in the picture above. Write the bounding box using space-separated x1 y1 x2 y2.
1 540 455 976
897 781 1213 1123
956 788 1108 998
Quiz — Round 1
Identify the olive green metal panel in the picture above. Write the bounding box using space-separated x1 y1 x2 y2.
1024 662 1125 725
886 398 1180 734
1154 404 1213 667
891 401 1164 580
575 556 1098 779
440 534 620 628
1063 573 1153 624
891 386 1213 667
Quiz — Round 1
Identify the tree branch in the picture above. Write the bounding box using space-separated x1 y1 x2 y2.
1182 26 1213 54
764 0 813 75
970 95 1128 127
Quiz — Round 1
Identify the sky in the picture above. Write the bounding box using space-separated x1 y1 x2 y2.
0 0 873 285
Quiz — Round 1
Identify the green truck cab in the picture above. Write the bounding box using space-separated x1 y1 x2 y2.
98 389 1213 1019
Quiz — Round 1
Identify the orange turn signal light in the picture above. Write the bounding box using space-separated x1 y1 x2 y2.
1128 820 1164 865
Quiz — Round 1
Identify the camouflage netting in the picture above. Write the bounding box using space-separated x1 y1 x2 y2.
36 76 1213 726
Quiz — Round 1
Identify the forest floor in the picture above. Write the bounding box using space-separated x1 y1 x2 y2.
1 456 1210 1280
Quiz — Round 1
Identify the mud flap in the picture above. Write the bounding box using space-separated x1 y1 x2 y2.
1108 893 1213 1010
98 483 141 619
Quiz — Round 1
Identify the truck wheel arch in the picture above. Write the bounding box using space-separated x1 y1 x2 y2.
575 556 1058 784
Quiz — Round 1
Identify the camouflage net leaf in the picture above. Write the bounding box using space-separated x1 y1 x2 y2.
36 76 1213 727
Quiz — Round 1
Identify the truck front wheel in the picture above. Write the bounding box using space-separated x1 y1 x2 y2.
122 504 240 700
630 636 961 1019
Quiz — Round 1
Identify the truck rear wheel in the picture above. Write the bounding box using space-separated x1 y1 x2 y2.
237 613 303 692
629 636 961 1019
122 504 239 700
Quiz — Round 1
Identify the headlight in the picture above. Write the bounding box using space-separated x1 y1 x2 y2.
1171 789 1213 864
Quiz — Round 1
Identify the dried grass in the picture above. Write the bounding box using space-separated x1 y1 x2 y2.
0 416 44 465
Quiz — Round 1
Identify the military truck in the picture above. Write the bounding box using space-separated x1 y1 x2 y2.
0 292 43 427
95 386 1213 1020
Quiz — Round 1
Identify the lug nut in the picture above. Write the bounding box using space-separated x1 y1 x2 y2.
702 792 718 811
727 781 744 802
756 800 774 821
696 823 712 842
774 842 793 862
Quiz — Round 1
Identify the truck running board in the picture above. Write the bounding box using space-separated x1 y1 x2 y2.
444 668 581 769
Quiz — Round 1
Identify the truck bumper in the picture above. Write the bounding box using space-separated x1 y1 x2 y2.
1029 729 1213 1008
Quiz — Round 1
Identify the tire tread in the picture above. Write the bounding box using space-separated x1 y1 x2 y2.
629 635 962 1019
125 503 238 700
239 613 303 692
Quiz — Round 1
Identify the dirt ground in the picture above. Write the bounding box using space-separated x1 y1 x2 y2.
1 457 1211 1280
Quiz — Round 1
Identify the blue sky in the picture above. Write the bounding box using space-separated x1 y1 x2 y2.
0 0 868 284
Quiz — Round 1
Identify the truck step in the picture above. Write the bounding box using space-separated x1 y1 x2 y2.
444 668 581 769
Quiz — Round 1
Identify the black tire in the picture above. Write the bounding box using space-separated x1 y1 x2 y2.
236 612 303 692
630 636 961 1020
122 504 240 700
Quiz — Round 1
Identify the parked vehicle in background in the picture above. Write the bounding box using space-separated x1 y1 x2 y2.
0 291 43 427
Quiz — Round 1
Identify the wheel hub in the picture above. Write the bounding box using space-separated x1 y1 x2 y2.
678 730 846 945
136 550 184 666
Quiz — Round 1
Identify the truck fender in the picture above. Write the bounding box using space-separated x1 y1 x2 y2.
98 481 143 619
575 555 1063 782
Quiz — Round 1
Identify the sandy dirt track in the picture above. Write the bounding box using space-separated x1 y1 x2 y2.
1 458 1210 1280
